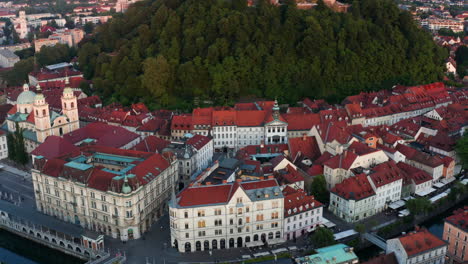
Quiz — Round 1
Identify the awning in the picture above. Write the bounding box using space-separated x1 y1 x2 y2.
246 241 264 247
253 252 270 258
333 230 358 240
461 179 468 185
242 255 251 259
429 192 448 203
321 218 336 228
433 182 445 188
288 246 298 251
268 238 286 245
271 248 288 254
403 196 414 201
398 209 410 217
441 177 456 184
388 200 405 210
415 187 436 197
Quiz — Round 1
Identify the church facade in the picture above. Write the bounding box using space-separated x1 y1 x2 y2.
6 80 80 152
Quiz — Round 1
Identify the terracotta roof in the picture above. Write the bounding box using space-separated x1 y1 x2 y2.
367 161 402 188
171 114 193 130
0 104 13 123
445 206 468 232
288 135 321 161
283 113 321 131
275 165 305 186
396 144 443 168
236 110 266 127
331 174 375 200
283 187 322 217
41 159 67 177
63 122 140 148
323 151 358 170
212 109 236 126
397 229 446 257
348 141 379 156
177 179 279 207
396 162 432 185
131 136 170 153
186 134 211 150
31 136 80 160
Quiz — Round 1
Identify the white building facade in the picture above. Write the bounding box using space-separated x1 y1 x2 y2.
169 179 285 252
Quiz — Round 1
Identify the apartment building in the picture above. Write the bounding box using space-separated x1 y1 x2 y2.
282 187 323 240
387 228 447 264
31 146 178 241
443 207 467 264
169 179 285 252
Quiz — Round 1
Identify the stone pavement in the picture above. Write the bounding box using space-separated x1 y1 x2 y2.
0 161 32 180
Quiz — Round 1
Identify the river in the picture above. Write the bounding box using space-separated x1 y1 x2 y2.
356 205 459 261
0 229 84 264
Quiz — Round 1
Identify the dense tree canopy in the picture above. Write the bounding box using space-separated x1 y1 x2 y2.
78 0 447 110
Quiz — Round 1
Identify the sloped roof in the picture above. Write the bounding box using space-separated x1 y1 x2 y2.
31 136 80 160
331 174 375 200
397 229 446 257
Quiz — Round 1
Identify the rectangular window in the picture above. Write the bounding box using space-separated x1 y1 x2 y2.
197 210 205 217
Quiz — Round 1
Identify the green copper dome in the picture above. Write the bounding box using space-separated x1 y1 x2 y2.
17 90 36 104
122 175 132 194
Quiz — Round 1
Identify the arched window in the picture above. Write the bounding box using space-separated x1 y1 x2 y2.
42 109 46 116
64 102 67 108
36 110 38 115
71 102 74 108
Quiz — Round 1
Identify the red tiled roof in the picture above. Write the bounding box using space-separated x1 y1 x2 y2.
283 187 322 217
288 136 321 161
212 109 236 126
41 159 67 177
87 167 118 192
367 161 402 188
177 179 279 207
348 141 379 156
398 229 446 257
396 162 432 185
0 104 13 123
331 174 375 200
171 114 193 130
186 134 211 150
26 111 35 123
192 107 212 126
445 206 468 232
63 122 140 148
236 110 266 127
7 105 17 115
131 136 170 153
275 165 305 186
306 164 323 176
323 151 358 170
31 136 80 160
283 113 321 131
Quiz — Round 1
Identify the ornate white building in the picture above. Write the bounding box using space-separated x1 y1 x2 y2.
169 179 285 252
31 146 178 241
6 80 80 152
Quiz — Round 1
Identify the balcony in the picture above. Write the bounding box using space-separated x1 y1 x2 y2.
112 214 119 219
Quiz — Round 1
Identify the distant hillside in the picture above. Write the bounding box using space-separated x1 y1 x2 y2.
77 0 447 110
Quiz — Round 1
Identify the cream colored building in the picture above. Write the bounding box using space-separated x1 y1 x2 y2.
169 179 285 252
31 147 178 241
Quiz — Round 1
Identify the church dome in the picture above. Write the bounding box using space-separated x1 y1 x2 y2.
17 90 36 105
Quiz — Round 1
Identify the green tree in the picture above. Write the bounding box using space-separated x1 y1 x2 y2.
141 55 172 106
83 22 95 34
309 175 329 204
311 227 335 248
406 197 432 216
1 57 34 86
6 132 16 161
455 133 468 170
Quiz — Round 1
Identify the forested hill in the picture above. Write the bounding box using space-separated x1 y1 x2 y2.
77 0 447 110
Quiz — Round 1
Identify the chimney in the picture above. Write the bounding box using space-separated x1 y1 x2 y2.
205 182 211 185
302 133 307 141
236 179 242 183
222 180 227 184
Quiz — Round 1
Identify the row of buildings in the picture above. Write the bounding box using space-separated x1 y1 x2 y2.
297 207 467 264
